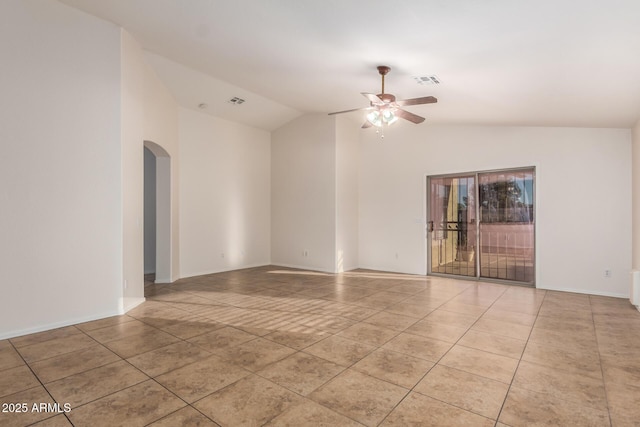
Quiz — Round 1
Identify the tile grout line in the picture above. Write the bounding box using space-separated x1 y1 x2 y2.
589 294 614 427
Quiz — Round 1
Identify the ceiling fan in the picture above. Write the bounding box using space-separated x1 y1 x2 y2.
329 65 437 129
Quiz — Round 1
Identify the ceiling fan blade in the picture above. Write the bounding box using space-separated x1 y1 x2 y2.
361 92 383 105
361 120 373 129
395 108 426 124
395 96 438 107
328 106 369 115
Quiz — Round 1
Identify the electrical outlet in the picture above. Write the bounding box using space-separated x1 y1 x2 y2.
221 253 225 259
604 269 612 278
303 250 309 257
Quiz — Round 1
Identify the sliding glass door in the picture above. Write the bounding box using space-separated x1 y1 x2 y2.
427 168 535 285
428 174 477 278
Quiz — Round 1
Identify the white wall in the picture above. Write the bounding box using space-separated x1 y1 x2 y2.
179 108 271 277
335 116 360 272
0 0 122 338
271 114 337 272
142 52 181 283
633 119 640 271
121 31 180 306
359 124 632 297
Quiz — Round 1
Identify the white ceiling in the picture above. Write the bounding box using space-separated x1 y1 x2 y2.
59 0 640 130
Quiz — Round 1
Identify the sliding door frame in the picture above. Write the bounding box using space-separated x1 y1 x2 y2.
425 166 536 286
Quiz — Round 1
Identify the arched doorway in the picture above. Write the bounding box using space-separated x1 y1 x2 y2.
144 141 171 283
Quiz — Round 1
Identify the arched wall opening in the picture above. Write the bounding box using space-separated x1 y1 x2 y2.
144 140 172 283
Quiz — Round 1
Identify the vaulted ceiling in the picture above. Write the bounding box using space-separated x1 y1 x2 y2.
60 0 640 131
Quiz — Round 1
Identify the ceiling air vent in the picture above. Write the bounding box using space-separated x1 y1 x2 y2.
413 75 441 85
227 97 246 105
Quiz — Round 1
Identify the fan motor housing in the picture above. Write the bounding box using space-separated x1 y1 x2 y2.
377 93 396 103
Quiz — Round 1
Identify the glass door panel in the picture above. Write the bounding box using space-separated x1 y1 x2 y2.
428 174 477 278
478 169 535 284
428 167 535 285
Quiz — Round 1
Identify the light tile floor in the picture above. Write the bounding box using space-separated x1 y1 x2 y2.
1 266 640 426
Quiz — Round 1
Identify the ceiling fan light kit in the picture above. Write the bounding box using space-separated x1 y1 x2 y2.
329 65 437 133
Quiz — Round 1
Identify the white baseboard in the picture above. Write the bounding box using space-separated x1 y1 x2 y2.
269 263 335 274
120 297 146 314
179 262 272 280
0 309 122 341
534 285 628 299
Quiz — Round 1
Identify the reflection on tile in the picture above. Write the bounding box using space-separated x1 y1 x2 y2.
309 370 408 427
528 327 598 353
16 333 96 363
384 302 438 318
499 386 610 427
258 352 344 395
68 380 185 427
155 355 250 403
30 345 120 383
382 333 452 362
483 308 537 326
264 399 364 426
363 311 417 332
0 342 25 371
352 348 434 389
471 317 532 340
512 361 607 410
159 318 225 340
458 330 526 359
263 330 328 350
606 381 640 422
148 406 220 427
522 341 602 379
381 392 494 427
214 338 296 372
405 319 467 343
0 385 58 426
304 336 375 367
414 365 509 419
76 315 135 332
194 375 302 427
187 326 256 353
439 345 518 383
84 320 155 343
45 360 149 407
104 329 180 359
30 414 74 426
337 322 398 347
425 309 479 329
0 365 40 398
127 341 211 377
10 326 82 348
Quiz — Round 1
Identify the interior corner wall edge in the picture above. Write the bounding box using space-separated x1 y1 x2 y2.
335 116 360 272
0 0 122 337
271 114 337 272
178 107 271 277
121 28 180 301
